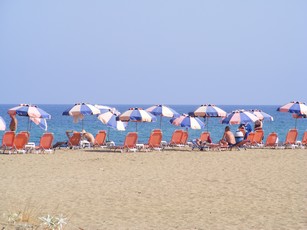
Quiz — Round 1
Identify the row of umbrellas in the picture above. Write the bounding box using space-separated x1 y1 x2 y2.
0 101 306 133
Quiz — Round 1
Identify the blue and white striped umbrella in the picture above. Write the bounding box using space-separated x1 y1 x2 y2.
8 104 51 119
170 114 205 130
146 104 180 129
97 109 127 131
63 102 100 116
119 107 157 131
193 104 227 117
146 105 180 118
277 101 307 115
221 110 259 125
63 102 100 130
0 116 6 131
249 109 274 121
8 104 51 131
277 101 307 128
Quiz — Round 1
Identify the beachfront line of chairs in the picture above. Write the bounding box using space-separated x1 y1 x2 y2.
1 129 307 154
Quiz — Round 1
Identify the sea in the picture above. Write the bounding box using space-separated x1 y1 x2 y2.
1 104 306 146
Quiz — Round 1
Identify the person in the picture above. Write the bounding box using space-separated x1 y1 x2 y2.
81 129 95 145
254 120 263 131
219 126 236 147
234 129 244 144
9 114 17 131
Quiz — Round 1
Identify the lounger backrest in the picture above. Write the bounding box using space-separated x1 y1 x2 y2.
20 131 30 143
285 129 298 144
152 129 162 133
148 131 162 148
181 131 189 145
94 130 107 146
200 132 210 142
246 132 255 142
170 130 183 145
123 132 138 148
39 133 54 149
68 132 82 147
2 131 15 147
302 131 307 145
14 133 28 150
253 130 264 144
265 132 278 147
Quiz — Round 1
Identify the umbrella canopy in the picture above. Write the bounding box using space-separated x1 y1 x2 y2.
277 101 307 115
146 104 180 129
249 109 274 121
170 114 205 130
62 102 100 130
277 101 307 128
0 116 6 131
191 104 227 131
193 104 227 117
97 109 127 131
8 104 51 119
221 110 259 125
95 104 120 116
8 104 51 131
119 107 156 131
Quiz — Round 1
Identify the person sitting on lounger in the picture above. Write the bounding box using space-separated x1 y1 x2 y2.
81 129 95 145
219 126 236 147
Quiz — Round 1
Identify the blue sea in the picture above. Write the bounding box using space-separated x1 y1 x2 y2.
1 104 306 146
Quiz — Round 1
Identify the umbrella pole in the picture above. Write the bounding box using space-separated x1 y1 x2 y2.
160 116 162 129
82 119 84 130
295 118 297 129
107 127 110 141
206 117 208 132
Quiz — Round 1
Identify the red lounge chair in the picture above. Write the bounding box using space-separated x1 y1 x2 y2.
283 129 298 149
68 132 82 149
13 132 28 154
144 130 163 151
1 131 15 154
35 132 54 153
264 132 278 148
93 130 107 148
165 130 183 147
111 132 138 152
250 130 264 147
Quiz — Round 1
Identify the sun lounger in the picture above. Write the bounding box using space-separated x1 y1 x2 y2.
68 132 82 149
93 130 107 148
144 130 163 151
283 129 298 149
1 131 15 154
264 132 278 148
35 132 54 153
301 131 307 146
111 132 138 153
13 132 28 154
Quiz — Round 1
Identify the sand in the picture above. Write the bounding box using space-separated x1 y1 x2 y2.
0 148 306 229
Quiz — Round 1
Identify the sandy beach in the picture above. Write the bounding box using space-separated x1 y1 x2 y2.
0 148 306 229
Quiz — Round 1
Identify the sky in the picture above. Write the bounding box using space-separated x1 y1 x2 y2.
0 0 306 105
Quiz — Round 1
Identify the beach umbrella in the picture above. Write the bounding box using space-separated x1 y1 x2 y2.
146 104 180 129
249 109 274 122
8 104 51 131
170 114 205 130
0 116 6 131
191 104 227 131
62 102 100 130
119 107 157 131
221 110 259 125
97 109 127 141
277 101 307 128
95 104 120 116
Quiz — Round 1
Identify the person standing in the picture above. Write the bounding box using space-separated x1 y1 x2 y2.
9 114 17 131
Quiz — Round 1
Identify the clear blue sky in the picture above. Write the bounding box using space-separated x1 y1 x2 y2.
1 0 306 105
